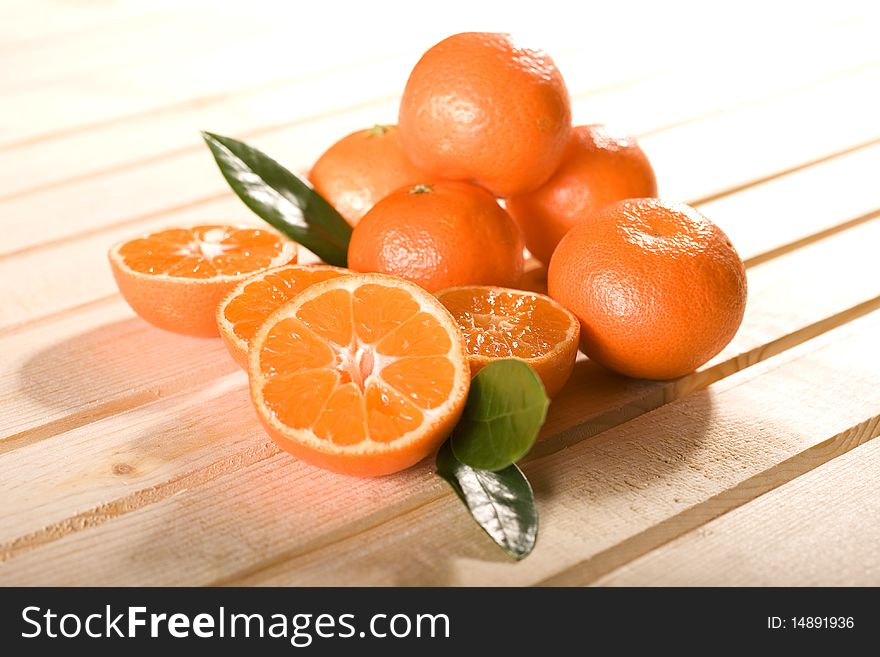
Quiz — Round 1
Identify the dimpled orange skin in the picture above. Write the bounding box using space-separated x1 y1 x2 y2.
507 124 658 264
548 199 747 380
348 181 524 292
397 32 572 197
308 125 429 226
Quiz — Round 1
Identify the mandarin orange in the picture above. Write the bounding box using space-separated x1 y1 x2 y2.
398 32 571 197
308 124 429 226
347 181 524 292
548 199 746 379
508 124 657 263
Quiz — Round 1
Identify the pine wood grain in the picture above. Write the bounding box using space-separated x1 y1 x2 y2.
2 2 878 587
594 438 880 586
5 169 880 460
1 219 878 584
2 17 874 200
3 34 880 261
3 308 877 586
235 310 880 586
4 76 880 337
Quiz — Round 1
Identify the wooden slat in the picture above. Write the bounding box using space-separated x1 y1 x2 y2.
1 0 686 149
5 71 880 339
3 31 880 261
0 1 156 51
642 64 880 204
236 310 880 585
2 17 874 199
4 155 879 449
4 125 880 340
1 218 878 585
1 300 239 448
3 3 877 587
594 438 880 586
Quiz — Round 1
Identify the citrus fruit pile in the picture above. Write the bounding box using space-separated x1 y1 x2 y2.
108 31 747 478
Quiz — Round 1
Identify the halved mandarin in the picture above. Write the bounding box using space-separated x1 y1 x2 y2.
109 225 296 337
435 285 580 397
249 273 470 477
217 264 350 368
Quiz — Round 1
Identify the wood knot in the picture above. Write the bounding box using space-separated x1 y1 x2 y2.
112 463 134 475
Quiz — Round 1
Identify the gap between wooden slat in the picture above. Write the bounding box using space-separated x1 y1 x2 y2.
689 135 880 206
8 47 875 203
537 413 880 586
213 310 880 586
0 439 280 562
207 301 880 585
593 435 880 586
3 278 877 565
5 70 879 272
3 159 879 453
742 206 880 267
0 56 408 154
0 72 644 205
2 6 877 584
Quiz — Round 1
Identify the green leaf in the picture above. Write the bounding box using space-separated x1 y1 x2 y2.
436 441 538 560
201 131 352 266
451 359 549 471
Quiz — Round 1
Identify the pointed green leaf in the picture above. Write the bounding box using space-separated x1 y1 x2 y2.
451 359 549 471
436 440 538 560
201 131 352 266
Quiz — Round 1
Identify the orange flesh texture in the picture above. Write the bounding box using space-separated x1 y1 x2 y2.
438 287 572 358
436 286 580 397
110 225 295 337
219 265 349 367
253 279 468 476
117 225 289 278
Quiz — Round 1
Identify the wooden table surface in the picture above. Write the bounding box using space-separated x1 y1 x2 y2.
2 0 880 586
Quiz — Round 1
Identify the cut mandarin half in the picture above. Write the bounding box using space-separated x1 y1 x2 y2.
109 225 296 337
217 264 350 369
249 273 470 477
435 285 580 398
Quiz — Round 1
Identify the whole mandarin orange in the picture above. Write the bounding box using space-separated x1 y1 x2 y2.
507 124 658 264
548 198 747 380
348 181 524 292
398 32 571 197
308 124 428 226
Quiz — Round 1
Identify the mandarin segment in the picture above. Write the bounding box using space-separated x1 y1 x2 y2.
262 370 338 430
312 383 368 446
294 288 354 348
352 284 420 344
365 382 424 443
376 312 453 357
381 356 456 409
259 318 336 375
